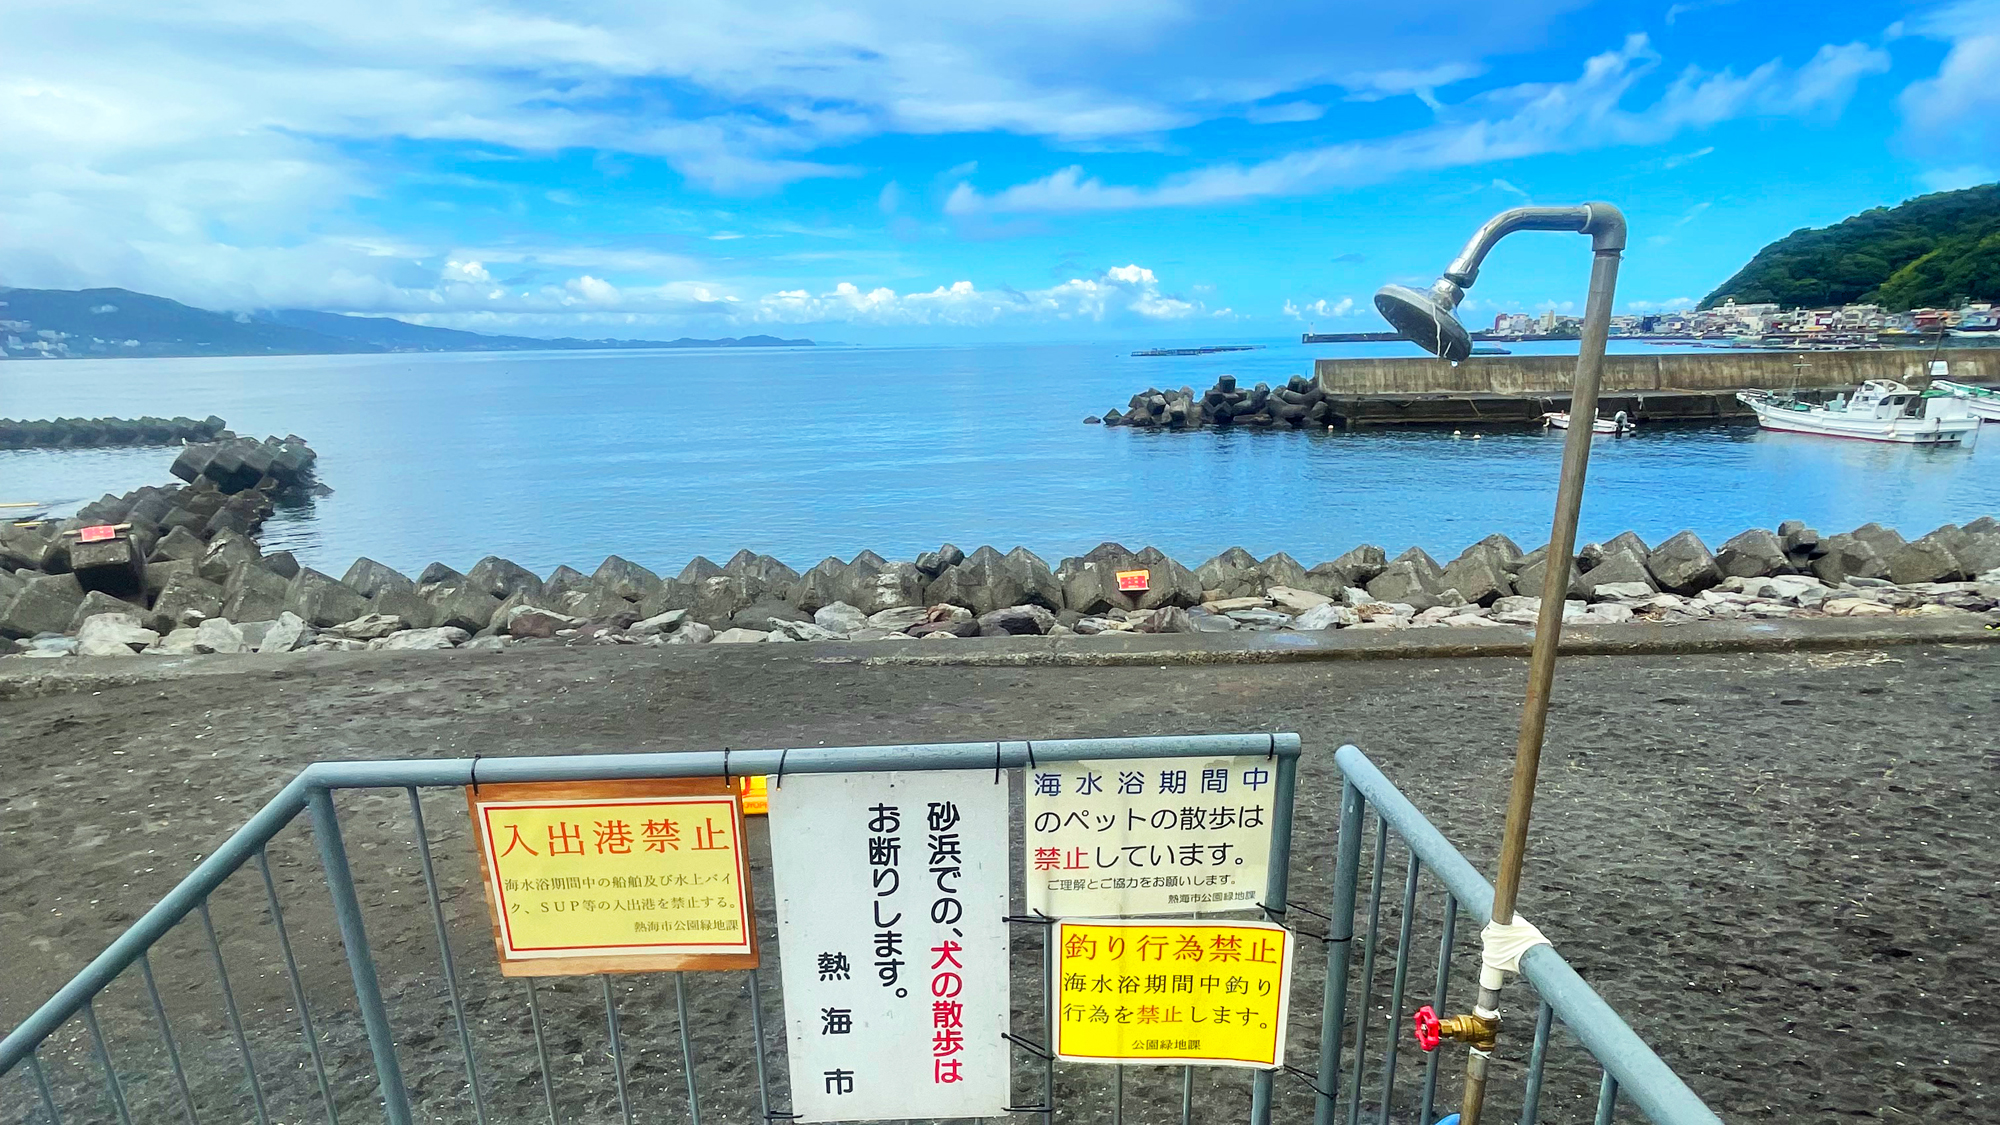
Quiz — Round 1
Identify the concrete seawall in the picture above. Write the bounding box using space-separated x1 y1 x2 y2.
1315 347 1998 396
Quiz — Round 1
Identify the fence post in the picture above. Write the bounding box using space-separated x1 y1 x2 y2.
1248 745 1300 1125
1314 781 1365 1125
308 788 415 1125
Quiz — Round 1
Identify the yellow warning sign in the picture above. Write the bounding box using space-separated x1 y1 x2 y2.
468 779 758 976
1051 919 1293 1068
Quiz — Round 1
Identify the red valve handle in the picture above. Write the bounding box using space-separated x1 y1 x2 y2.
1413 1005 1442 1052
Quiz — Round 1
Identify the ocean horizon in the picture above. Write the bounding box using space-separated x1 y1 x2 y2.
5 338 1997 578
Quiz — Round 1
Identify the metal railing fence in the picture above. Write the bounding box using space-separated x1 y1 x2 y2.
2 735 1302 1125
1309 745 1723 1125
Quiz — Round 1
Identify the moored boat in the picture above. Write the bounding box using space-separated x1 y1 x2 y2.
1927 378 2000 422
1736 380 1980 445
1542 410 1634 435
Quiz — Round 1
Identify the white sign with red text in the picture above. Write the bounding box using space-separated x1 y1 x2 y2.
769 771 1011 1122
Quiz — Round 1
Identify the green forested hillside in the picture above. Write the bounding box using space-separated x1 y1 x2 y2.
1702 183 2000 310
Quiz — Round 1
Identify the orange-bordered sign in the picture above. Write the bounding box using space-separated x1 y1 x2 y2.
1116 569 1151 592
78 525 117 543
467 778 758 976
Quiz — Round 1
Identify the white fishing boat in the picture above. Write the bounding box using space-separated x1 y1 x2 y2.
1542 409 1634 435
1736 380 1980 445
1924 362 2000 423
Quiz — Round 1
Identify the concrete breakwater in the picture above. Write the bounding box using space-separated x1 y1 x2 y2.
8 505 1997 657
1097 349 2000 430
0 414 229 449
1312 346 1998 397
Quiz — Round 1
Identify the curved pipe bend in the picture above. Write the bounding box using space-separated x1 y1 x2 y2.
1443 203 1627 288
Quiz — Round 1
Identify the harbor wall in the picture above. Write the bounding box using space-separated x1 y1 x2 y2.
1314 348 1999 396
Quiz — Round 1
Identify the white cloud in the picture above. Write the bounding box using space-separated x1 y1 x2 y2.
1625 297 1696 312
951 35 1890 213
1491 178 1528 197
1662 145 1714 168
1919 164 1997 192
1283 297 1360 320
1900 1 2000 169
1244 101 1326 124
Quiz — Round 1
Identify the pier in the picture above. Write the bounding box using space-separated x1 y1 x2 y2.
1313 347 1999 428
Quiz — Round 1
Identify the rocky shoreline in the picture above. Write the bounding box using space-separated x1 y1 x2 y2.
0 414 230 449
1088 374 1335 429
7 507 1997 658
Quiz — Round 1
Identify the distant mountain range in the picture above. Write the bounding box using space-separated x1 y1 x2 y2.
0 286 812 358
1703 183 2000 310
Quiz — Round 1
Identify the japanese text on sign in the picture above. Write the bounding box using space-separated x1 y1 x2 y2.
470 781 756 975
1051 919 1293 1068
1025 756 1276 918
770 771 1011 1123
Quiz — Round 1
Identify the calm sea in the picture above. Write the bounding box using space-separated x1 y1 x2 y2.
3 340 1997 578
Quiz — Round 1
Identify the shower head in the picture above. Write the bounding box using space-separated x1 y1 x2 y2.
1374 282 1472 363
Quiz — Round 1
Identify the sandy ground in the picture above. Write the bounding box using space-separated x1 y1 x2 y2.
2 641 1995 1124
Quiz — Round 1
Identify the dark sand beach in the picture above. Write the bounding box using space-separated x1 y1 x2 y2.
3 641 1993 1123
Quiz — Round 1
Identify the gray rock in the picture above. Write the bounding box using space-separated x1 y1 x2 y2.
68 590 144 633
467 556 545 601
686 575 766 626
592 555 665 602
258 612 313 653
195 531 261 583
1847 522 1906 559
544 565 591 601
1715 529 1788 578
667 622 716 645
148 525 206 563
1579 549 1654 593
914 544 965 578
150 626 204 655
194 617 250 654
76 613 157 655
1 580 85 639
143 560 195 600
1581 531 1650 570
844 561 929 615
1364 560 1441 610
722 551 801 600
1266 586 1332 614
712 627 769 644
978 604 1057 636
1590 581 1656 602
924 546 1062 616
1887 535 1965 585
325 613 407 640
1645 531 1721 595
220 562 288 623
1194 547 1261 599
430 585 505 633
867 606 929 631
342 557 416 599
1225 607 1293 628
370 586 437 630
462 635 511 651
627 609 689 637
771 618 842 642
1327 544 1388 586
415 562 465 593
261 551 302 580
1470 533 1525 566
1809 533 1889 585
1132 606 1198 634
1295 602 1359 630
1185 608 1238 632
729 599 811 631
1391 546 1445 587
1059 546 1201 614
1778 521 1820 557
285 569 372 628
1954 525 2000 575
813 602 869 634
677 556 726 584
1513 553 1591 601
375 626 470 650
1437 549 1512 606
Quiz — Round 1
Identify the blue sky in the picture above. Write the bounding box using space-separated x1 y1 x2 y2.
2 0 1995 342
